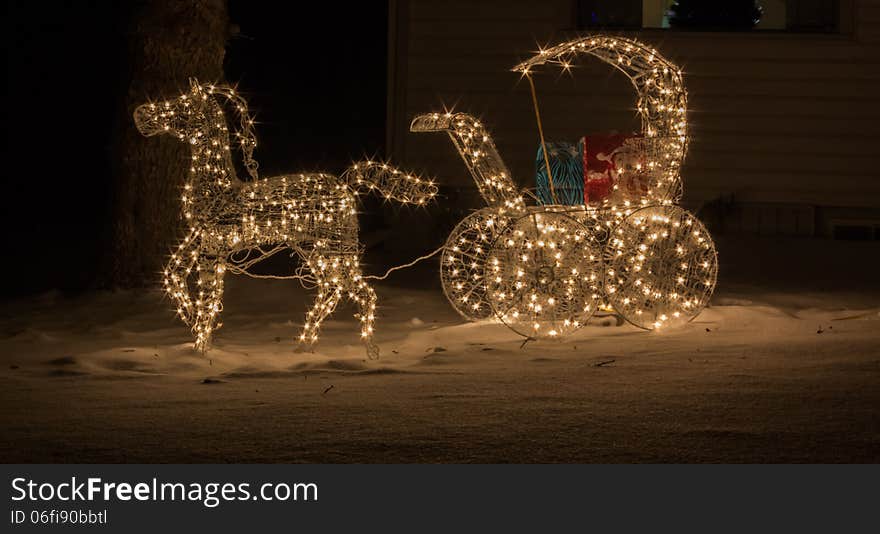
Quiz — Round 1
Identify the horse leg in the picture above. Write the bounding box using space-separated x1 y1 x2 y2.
344 262 379 359
297 276 343 351
192 255 227 353
163 229 201 328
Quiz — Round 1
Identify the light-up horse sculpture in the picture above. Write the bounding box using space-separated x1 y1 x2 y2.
134 79 437 357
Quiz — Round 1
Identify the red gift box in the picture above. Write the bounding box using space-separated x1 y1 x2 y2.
580 133 644 205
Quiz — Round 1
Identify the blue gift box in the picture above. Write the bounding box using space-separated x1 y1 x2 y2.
535 142 584 205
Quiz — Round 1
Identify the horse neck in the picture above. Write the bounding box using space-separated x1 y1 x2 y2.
185 115 241 205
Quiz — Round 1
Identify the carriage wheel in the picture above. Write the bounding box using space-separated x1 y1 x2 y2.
487 210 602 339
604 205 718 330
440 208 509 321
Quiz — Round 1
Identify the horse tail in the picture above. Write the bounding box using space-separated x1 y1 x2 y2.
341 160 437 205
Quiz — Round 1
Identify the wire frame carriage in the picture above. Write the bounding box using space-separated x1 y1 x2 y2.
411 35 718 339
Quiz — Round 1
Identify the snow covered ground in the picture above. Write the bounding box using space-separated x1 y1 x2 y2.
1 237 878 462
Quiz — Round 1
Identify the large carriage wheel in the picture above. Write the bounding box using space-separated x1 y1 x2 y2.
441 208 509 321
486 210 602 339
604 205 718 330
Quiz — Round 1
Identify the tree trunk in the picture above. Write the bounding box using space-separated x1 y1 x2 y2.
107 0 229 288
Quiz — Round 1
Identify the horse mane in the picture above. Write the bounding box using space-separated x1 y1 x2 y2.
203 83 260 181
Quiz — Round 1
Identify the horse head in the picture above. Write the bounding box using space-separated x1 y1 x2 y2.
133 78 216 140
133 78 259 180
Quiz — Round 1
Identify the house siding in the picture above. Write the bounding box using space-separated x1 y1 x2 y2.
387 0 880 236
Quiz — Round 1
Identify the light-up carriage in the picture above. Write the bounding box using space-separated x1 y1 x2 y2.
411 35 718 339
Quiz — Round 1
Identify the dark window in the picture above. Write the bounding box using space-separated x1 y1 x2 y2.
576 0 643 30
786 0 839 32
832 224 880 241
575 0 842 32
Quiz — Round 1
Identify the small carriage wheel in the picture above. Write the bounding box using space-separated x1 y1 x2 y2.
604 205 718 330
440 208 509 321
486 208 603 339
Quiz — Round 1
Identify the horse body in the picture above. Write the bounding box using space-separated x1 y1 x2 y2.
135 80 435 357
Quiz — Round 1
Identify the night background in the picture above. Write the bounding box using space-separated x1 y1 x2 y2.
2 0 878 464
6 0 389 297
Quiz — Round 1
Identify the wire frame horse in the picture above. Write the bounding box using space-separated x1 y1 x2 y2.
133 79 437 358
